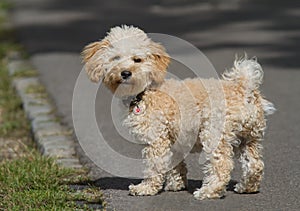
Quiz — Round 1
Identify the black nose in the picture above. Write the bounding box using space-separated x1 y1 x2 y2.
121 70 132 79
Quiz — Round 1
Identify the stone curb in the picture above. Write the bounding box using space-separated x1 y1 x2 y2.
7 52 83 169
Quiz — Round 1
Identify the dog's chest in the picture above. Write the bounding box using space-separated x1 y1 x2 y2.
123 100 173 144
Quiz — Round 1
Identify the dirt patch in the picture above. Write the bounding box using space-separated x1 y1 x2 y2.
0 138 30 161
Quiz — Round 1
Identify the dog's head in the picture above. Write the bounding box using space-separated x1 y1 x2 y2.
82 25 170 97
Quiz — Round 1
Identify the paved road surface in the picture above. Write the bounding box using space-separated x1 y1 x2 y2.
11 0 300 210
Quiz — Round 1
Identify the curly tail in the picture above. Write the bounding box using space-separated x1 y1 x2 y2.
223 56 275 116
222 56 263 91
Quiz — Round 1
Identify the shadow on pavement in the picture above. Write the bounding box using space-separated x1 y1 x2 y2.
93 177 239 194
14 0 300 68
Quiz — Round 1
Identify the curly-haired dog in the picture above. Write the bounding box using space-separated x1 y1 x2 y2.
82 25 275 199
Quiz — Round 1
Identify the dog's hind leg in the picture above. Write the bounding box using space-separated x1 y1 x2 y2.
234 111 266 194
164 161 188 191
234 140 264 194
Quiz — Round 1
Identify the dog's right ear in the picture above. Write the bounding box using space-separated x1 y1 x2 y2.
81 40 109 82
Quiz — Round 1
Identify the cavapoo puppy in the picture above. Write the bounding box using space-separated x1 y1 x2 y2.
82 25 275 199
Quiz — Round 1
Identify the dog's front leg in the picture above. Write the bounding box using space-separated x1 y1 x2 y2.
129 138 172 196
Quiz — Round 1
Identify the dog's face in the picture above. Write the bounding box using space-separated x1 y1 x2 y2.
82 25 170 97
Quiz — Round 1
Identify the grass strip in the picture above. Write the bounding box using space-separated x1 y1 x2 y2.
0 2 105 209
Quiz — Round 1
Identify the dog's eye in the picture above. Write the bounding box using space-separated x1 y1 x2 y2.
111 56 120 61
133 58 142 63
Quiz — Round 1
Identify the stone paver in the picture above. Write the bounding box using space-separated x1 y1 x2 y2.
7 53 82 169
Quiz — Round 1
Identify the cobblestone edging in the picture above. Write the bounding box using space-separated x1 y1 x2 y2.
7 53 83 169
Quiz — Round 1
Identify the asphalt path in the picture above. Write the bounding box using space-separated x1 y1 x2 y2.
11 0 300 210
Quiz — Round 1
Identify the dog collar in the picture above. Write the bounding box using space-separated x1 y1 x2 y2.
129 91 144 107
122 91 146 115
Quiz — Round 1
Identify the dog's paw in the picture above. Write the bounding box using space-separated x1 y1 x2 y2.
129 183 159 196
193 187 223 200
164 180 186 192
234 182 259 194
234 183 246 193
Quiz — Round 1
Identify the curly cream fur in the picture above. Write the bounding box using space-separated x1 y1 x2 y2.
82 25 275 200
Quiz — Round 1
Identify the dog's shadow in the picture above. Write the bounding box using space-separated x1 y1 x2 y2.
93 177 238 194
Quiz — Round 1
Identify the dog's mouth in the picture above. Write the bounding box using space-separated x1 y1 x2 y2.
117 79 132 85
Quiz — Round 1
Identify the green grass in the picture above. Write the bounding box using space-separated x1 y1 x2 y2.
0 2 27 137
12 69 38 78
26 84 46 94
25 84 48 99
0 61 30 137
0 153 74 209
0 153 104 210
0 0 12 10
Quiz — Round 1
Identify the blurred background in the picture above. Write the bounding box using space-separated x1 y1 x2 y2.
11 0 299 67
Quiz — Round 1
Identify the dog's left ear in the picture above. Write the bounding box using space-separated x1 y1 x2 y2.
81 40 110 82
149 42 170 85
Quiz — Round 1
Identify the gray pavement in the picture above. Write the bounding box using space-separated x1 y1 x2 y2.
11 0 300 210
